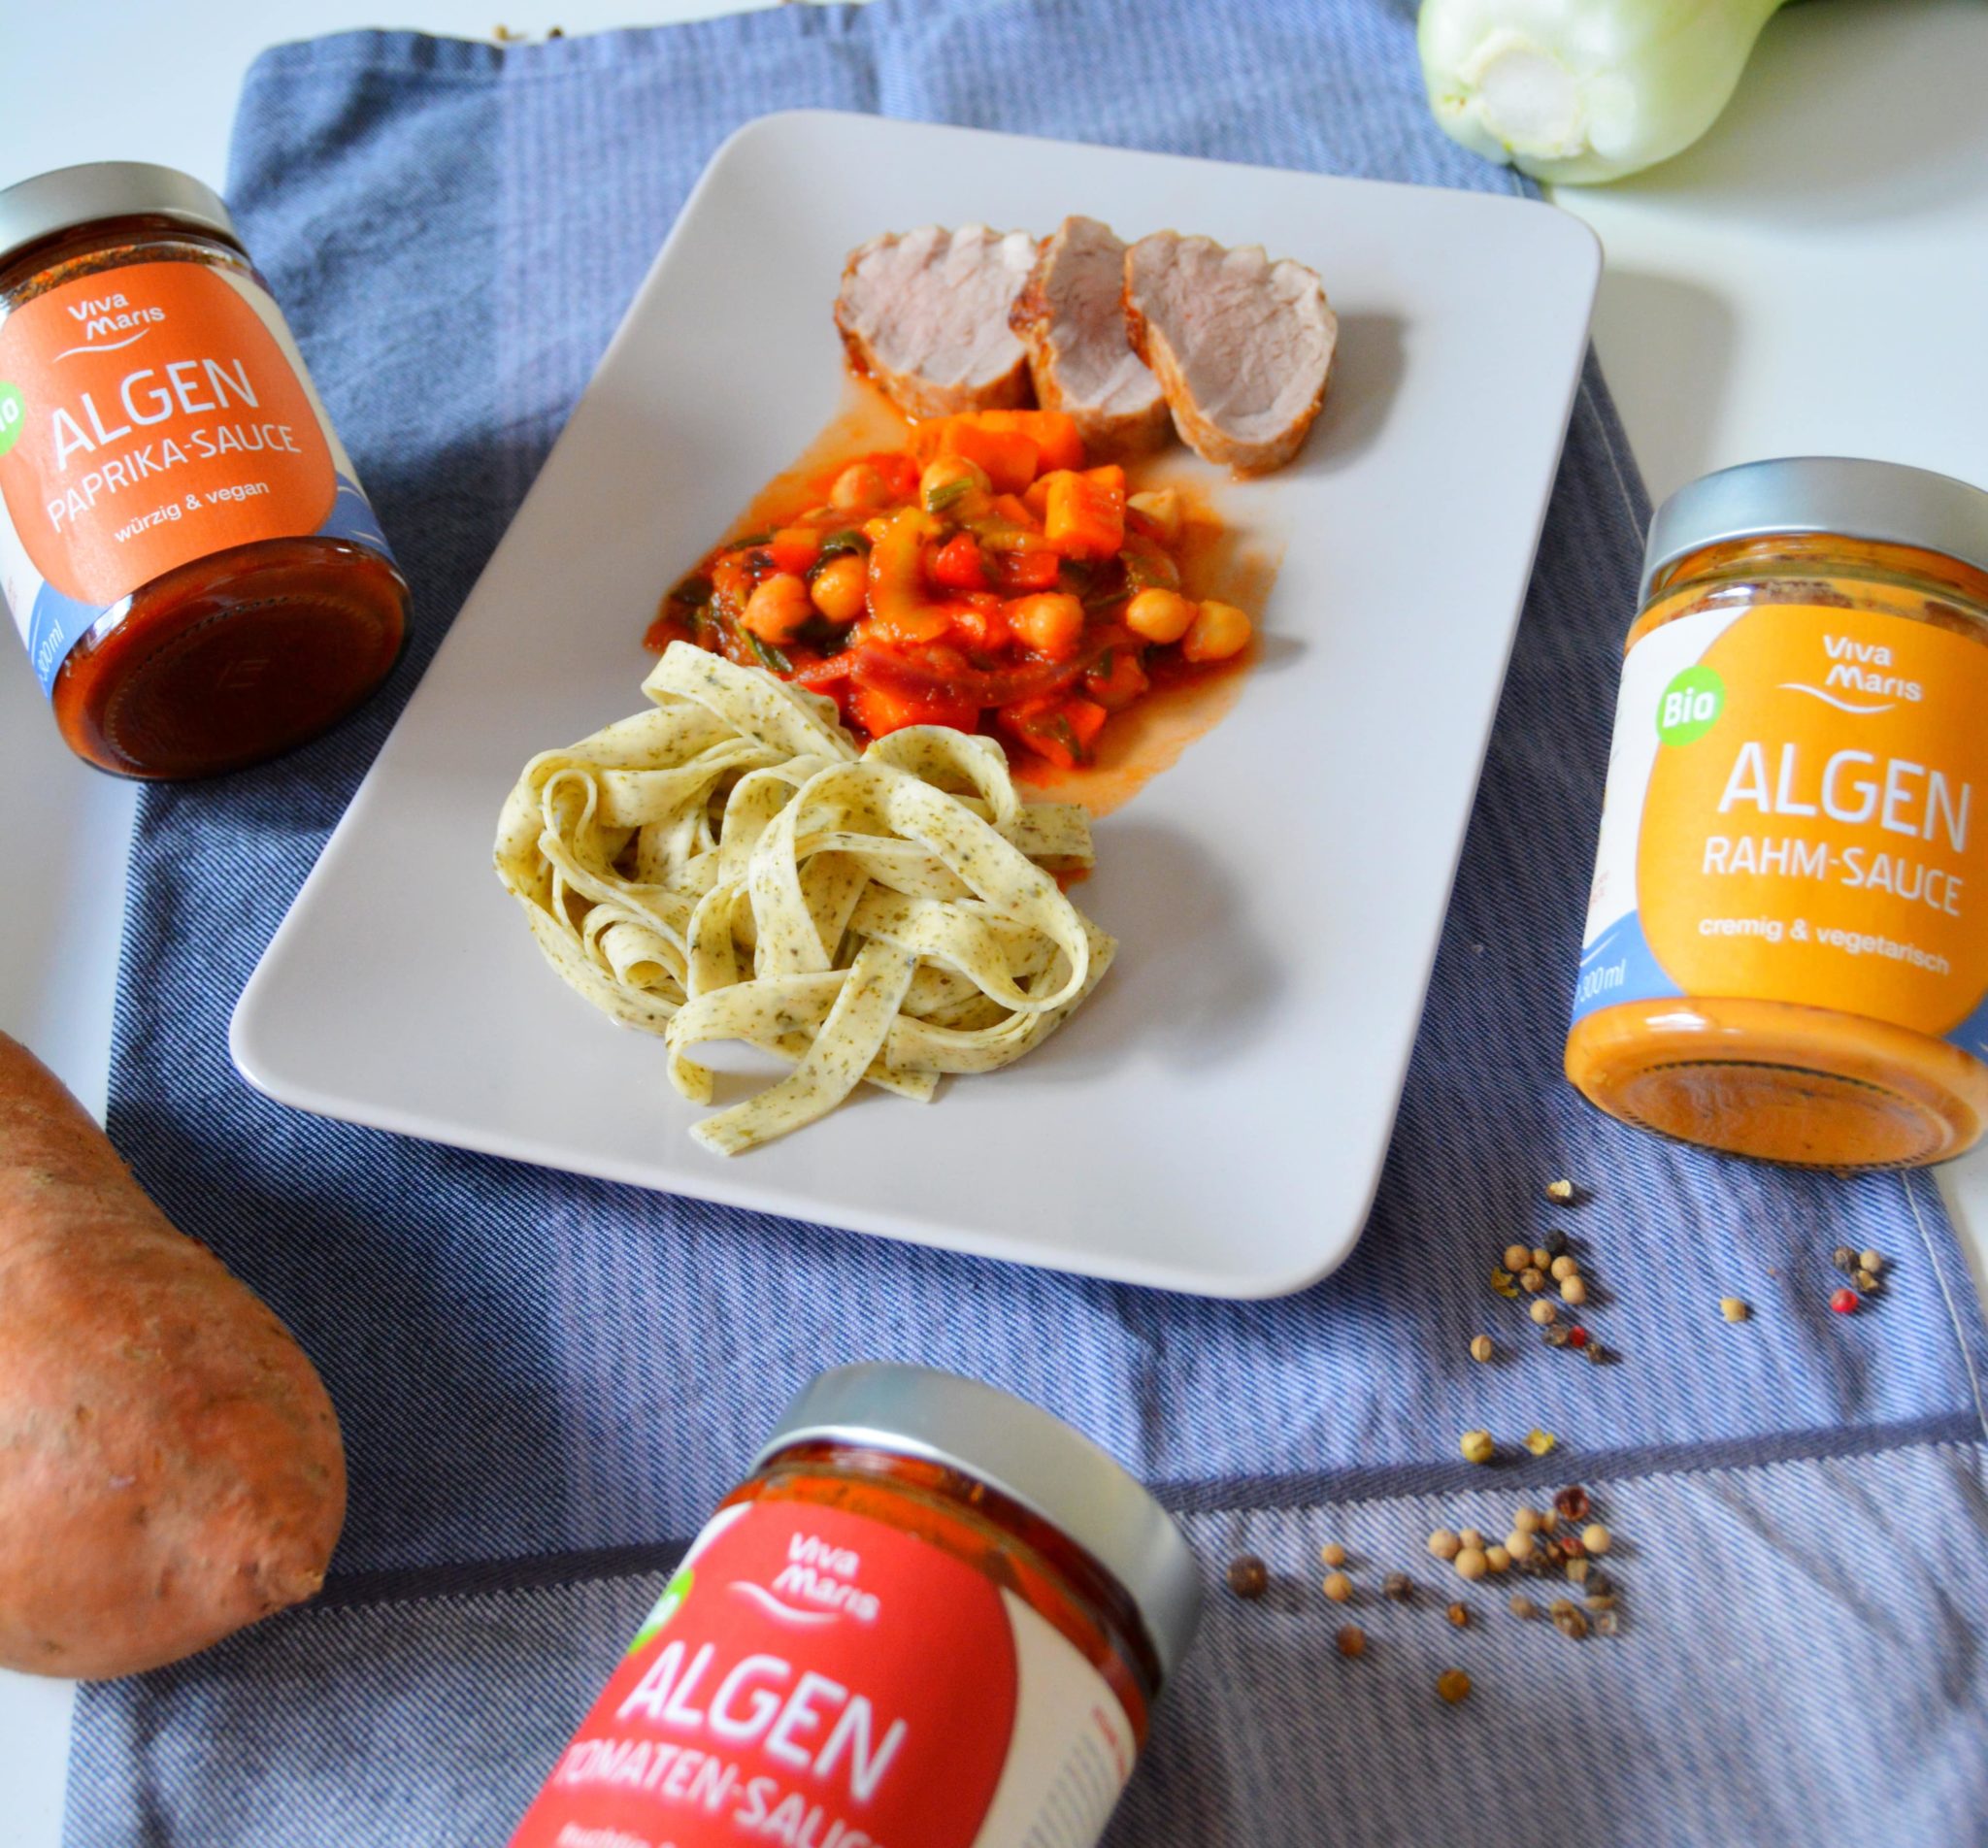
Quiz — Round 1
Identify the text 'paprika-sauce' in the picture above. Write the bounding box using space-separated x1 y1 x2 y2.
1568 457 1988 1168
509 1363 1203 1848
0 162 406 778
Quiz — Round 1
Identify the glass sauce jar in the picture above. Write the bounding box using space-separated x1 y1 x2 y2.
0 162 406 777
509 1363 1202 1848
1567 457 1988 1168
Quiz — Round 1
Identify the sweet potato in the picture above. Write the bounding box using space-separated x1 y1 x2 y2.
0 1032 346 1679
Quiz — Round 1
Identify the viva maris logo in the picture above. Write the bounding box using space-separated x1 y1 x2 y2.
734 1531 884 1627
52 290 167 362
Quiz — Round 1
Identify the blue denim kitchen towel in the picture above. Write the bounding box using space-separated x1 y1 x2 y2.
66 2 1988 1843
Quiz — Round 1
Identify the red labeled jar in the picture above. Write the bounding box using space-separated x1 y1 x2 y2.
0 162 407 778
510 1364 1203 1848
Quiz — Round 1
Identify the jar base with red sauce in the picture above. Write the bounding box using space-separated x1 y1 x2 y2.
52 536 407 779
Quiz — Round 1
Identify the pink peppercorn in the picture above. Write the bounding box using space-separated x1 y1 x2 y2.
1568 1325 1590 1349
1831 1287 1859 1315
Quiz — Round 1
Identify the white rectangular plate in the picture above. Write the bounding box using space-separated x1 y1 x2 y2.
232 111 1599 1297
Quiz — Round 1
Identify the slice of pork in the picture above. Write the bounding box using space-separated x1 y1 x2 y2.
1123 233 1337 474
1009 215 1171 461
834 224 1037 420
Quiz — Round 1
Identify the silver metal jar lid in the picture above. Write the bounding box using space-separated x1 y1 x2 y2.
0 162 237 272
755 1363 1204 1680
1641 456 1988 603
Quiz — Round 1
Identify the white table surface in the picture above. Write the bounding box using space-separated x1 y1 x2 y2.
4 0 1985 1837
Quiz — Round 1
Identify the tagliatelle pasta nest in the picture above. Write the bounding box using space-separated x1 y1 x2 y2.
494 643 1115 1155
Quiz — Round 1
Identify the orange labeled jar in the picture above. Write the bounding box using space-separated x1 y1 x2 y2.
509 1364 1202 1848
1568 457 1988 1168
0 163 406 777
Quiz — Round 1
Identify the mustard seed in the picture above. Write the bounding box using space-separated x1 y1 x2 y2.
1226 1554 1269 1600
1545 1179 1575 1204
1531 1300 1558 1326
1322 1570 1353 1604
1720 1297 1750 1323
1470 1334 1495 1363
1524 1429 1558 1457
1560 1274 1589 1307
1455 1546 1489 1581
1446 1600 1471 1628
1550 1254 1579 1282
1319 1541 1347 1568
1336 1624 1367 1659
1504 1242 1533 1272
1505 1528 1535 1563
1428 1528 1462 1561
1437 1668 1473 1704
1458 1528 1485 1549
1582 1523 1612 1555
1531 1246 1552 1271
1511 1506 1541 1534
1485 1544 1511 1573
1461 1429 1497 1466
1520 1267 1547 1294
1860 1248 1883 1273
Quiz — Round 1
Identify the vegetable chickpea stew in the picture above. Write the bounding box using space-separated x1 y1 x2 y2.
645 409 1255 778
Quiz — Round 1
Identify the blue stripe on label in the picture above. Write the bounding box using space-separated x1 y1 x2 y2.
1569 910 1684 1026
24 473 395 696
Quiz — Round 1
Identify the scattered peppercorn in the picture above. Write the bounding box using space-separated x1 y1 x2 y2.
1720 1297 1750 1323
1565 1556 1590 1584
1226 1555 1269 1600
1582 1523 1612 1556
1560 1274 1589 1307
1470 1334 1495 1363
1524 1429 1557 1457
1530 1299 1558 1326
1553 1603 1590 1641
1520 1267 1547 1294
1504 1242 1533 1272
1831 1287 1860 1315
1436 1668 1473 1704
1543 1229 1569 1260
1583 1340 1609 1366
1461 1429 1497 1466
1568 1324 1590 1349
1542 1324 1571 1349
1336 1624 1367 1659
1853 1268 1881 1293
1319 1541 1348 1568
1545 1179 1575 1204
1550 1254 1579 1282
1384 1571 1414 1603
1428 1528 1462 1562
1553 1485 1591 1523
1860 1248 1883 1273
1322 1570 1353 1604
1595 1609 1621 1637
1508 1593 1538 1619
1446 1600 1471 1628
1455 1547 1490 1582
1831 1246 1858 1275
1491 1268 1519 1299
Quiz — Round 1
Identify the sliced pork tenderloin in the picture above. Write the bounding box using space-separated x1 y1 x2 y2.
1123 232 1337 474
1009 215 1172 461
834 224 1037 419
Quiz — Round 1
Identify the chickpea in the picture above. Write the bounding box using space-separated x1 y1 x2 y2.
741 572 813 645
919 454 992 515
1124 587 1196 644
1008 592 1085 659
830 461 891 512
1181 598 1253 663
810 552 868 624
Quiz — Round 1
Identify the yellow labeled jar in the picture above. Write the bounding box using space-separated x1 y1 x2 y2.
1567 457 1988 1168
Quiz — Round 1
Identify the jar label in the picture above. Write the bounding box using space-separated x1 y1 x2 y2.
509 1499 1139 1848
0 259 391 694
1574 600 1988 1054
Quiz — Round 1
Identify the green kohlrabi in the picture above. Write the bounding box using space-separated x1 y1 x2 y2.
1418 0 1791 184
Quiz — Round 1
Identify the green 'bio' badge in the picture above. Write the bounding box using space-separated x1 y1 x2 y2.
1656 665 1724 745
627 1566 695 1655
0 383 24 461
